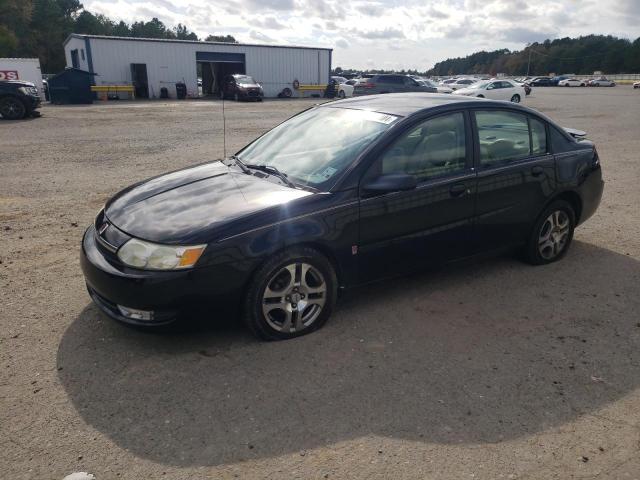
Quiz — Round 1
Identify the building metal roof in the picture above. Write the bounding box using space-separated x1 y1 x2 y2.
64 34 333 52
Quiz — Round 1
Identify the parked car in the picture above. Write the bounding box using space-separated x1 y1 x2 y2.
332 79 354 98
418 79 452 94
550 75 575 86
528 77 553 87
634 81 640 89
221 74 264 101
81 93 603 340
558 78 586 87
512 78 532 95
453 79 526 102
0 80 41 119
353 74 437 96
448 78 477 91
439 78 458 86
588 77 616 87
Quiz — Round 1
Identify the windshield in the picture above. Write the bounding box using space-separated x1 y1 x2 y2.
237 107 399 189
470 81 489 89
235 75 257 84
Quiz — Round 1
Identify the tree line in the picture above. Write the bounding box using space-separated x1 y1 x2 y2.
0 0 237 73
427 35 640 76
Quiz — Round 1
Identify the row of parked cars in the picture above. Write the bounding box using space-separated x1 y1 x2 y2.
331 74 528 103
522 75 617 87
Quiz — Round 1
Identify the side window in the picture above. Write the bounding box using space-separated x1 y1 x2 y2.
550 126 574 153
486 82 496 90
530 117 548 155
380 112 467 181
475 110 530 166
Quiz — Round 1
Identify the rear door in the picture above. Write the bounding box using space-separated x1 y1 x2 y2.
472 109 556 251
358 111 477 280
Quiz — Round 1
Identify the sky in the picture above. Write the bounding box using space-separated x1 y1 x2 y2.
83 0 640 71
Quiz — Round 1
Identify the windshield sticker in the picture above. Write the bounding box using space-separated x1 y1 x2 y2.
320 166 337 179
357 110 398 125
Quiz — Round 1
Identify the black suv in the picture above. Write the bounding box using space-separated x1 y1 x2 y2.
0 80 41 120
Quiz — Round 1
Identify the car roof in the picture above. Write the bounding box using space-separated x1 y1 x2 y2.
323 92 498 117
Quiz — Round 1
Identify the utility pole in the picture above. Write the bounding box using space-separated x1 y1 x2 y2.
526 44 532 77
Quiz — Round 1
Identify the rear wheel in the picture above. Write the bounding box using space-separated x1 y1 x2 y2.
0 96 26 120
510 94 521 103
524 200 575 265
243 247 337 340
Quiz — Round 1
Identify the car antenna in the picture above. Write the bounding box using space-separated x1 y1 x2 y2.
222 86 227 159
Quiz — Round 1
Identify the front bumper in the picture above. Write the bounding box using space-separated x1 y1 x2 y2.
80 226 245 326
238 89 263 99
23 94 41 113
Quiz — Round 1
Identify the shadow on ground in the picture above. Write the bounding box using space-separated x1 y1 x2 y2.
57 241 640 466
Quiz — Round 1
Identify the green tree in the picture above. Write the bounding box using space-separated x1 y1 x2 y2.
205 34 237 43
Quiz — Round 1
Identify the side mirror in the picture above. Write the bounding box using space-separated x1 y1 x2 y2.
362 173 418 196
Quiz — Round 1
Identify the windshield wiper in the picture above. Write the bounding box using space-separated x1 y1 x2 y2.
228 154 250 174
244 163 297 189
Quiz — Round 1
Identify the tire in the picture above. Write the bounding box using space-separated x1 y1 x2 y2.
257 97 263 102
243 247 338 340
338 90 346 98
477 94 484 98
0 96 26 120
510 94 521 103
282 87 292 98
524 200 576 265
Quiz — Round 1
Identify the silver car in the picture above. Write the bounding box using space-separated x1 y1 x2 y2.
353 74 437 96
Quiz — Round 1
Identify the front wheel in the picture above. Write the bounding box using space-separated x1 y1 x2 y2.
0 96 26 120
510 94 521 103
524 200 576 265
243 247 337 340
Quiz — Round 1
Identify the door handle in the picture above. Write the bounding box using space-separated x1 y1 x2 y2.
449 183 468 197
531 166 544 177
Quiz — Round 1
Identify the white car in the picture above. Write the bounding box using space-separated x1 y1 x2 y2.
588 77 616 87
448 78 477 91
453 79 526 103
634 81 640 89
558 78 586 87
335 82 354 98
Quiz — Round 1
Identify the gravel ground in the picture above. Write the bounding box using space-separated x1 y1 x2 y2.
1 88 640 480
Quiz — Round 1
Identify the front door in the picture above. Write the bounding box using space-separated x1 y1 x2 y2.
358 111 477 281
472 109 556 252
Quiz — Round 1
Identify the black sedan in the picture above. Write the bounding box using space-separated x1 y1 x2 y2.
81 94 604 340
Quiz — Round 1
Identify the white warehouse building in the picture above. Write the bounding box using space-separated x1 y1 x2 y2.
63 34 332 99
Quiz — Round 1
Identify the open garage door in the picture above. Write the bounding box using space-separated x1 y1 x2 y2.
196 52 245 97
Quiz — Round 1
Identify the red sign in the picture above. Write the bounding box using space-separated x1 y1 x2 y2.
0 70 19 80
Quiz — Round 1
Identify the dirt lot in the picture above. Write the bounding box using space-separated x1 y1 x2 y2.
2 88 640 479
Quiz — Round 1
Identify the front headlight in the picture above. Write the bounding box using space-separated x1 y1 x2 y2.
18 86 38 95
117 238 206 270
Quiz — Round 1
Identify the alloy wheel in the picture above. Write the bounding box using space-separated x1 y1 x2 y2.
538 210 570 260
1 98 25 119
262 262 327 333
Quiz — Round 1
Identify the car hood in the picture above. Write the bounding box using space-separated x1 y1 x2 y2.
238 83 262 89
105 161 311 244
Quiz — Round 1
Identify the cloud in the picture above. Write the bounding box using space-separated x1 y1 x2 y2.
248 30 275 42
83 0 640 72
355 27 405 40
254 16 287 29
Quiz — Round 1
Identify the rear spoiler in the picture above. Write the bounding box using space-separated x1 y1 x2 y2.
563 127 587 140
